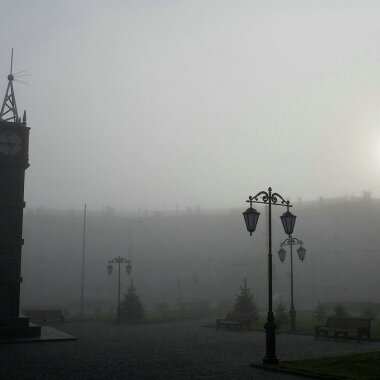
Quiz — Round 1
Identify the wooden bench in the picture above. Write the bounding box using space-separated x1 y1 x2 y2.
216 313 254 330
24 310 64 324
315 317 371 342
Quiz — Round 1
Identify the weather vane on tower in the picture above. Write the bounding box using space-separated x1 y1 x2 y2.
0 49 18 122
0 49 29 124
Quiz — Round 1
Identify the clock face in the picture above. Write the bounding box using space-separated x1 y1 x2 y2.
0 132 22 156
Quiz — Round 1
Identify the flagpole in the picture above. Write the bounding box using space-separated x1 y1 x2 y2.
80 203 87 317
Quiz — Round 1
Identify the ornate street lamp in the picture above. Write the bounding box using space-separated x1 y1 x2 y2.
280 210 297 235
297 245 306 262
277 236 306 331
277 246 286 263
243 187 296 365
242 207 260 235
107 256 132 322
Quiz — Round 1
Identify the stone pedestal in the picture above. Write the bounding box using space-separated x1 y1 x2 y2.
0 316 41 339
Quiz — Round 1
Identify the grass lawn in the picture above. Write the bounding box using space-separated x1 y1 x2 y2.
280 351 380 380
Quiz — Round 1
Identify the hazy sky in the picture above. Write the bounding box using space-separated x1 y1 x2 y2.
1 0 380 211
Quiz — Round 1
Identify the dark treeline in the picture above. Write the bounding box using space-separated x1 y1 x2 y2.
20 193 380 314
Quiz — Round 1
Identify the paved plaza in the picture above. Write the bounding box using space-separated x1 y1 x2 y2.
1 318 380 379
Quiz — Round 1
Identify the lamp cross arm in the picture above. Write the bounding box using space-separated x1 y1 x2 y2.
108 257 131 264
246 190 292 207
280 236 304 246
291 237 303 245
271 192 290 206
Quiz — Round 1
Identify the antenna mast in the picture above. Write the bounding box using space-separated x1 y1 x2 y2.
0 49 19 122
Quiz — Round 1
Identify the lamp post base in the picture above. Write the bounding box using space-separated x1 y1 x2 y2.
263 314 278 365
263 356 279 365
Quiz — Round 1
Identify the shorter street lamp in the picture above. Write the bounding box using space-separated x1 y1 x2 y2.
277 237 306 331
107 257 132 322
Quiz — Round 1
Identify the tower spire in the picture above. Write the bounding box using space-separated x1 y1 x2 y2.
0 49 18 123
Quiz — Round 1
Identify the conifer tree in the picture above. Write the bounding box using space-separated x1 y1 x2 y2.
233 278 258 320
275 301 289 329
120 280 144 322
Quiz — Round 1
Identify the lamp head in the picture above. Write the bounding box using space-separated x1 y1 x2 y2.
242 207 260 236
278 247 286 263
280 210 296 236
297 246 306 262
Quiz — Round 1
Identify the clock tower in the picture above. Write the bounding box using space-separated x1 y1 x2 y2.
0 51 40 338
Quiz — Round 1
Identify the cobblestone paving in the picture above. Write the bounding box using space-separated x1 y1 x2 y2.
1 318 380 379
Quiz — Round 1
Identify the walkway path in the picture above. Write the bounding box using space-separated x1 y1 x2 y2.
1 318 379 379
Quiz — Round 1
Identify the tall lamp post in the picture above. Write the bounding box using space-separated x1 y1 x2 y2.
243 187 296 365
107 257 132 322
277 237 306 332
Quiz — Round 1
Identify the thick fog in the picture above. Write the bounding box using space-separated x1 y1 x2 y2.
1 1 380 211
1 1 380 313
20 195 380 313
